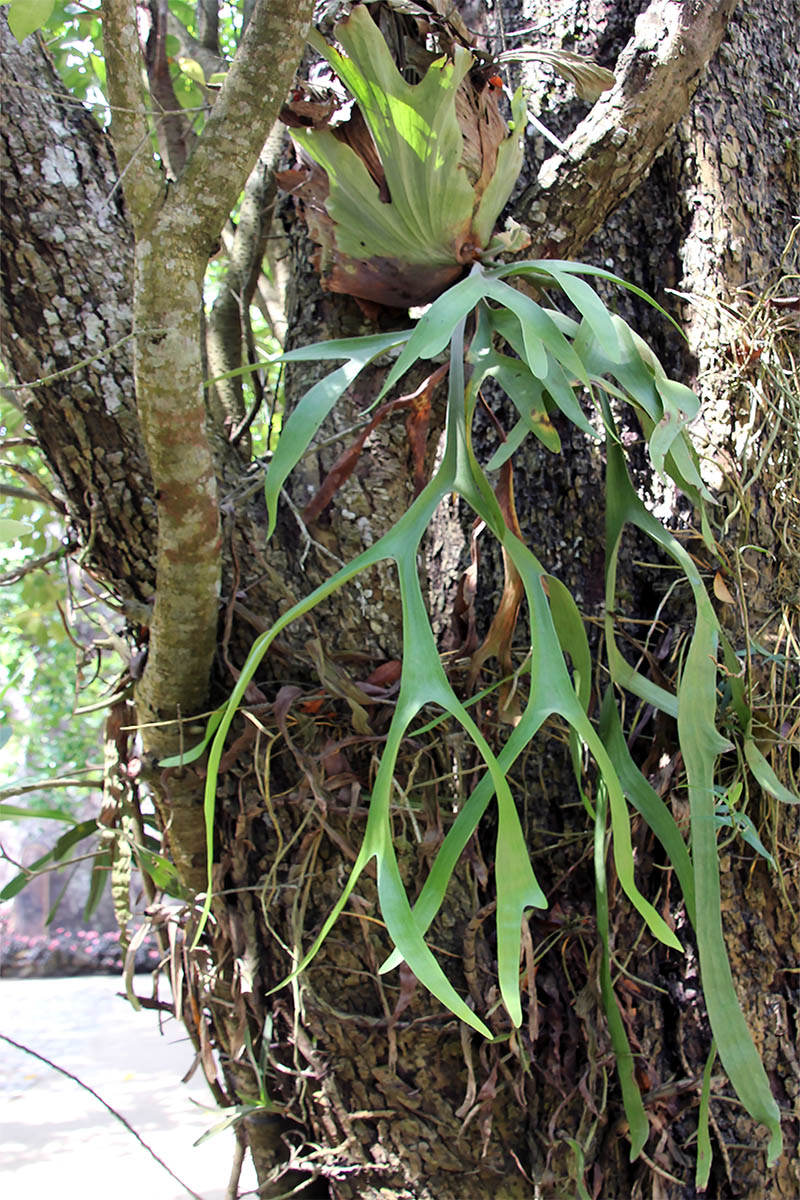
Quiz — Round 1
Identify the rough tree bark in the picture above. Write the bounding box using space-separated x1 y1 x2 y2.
1 2 797 1197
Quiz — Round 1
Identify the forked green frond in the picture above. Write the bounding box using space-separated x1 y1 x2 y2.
187 258 790 1164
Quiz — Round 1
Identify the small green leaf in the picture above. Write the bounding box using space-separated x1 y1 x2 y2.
0 517 32 541
6 0 54 40
714 803 776 869
177 56 206 86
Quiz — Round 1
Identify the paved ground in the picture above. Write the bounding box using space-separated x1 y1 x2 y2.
0 974 258 1199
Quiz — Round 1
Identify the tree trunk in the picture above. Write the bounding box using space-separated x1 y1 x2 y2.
1 3 798 1197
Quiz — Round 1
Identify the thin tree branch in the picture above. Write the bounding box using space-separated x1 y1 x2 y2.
0 483 46 503
517 0 738 258
142 0 195 177
0 778 104 803
0 1035 206 1200
0 461 67 512
165 7 226 79
173 0 315 247
206 123 283 439
196 0 221 56
101 0 163 226
0 540 77 585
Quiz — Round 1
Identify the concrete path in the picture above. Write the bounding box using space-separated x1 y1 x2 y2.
0 974 258 1199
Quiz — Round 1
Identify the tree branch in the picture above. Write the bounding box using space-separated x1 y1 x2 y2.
101 0 163 227
165 8 225 80
0 483 42 503
173 0 315 247
130 234 222 727
142 0 196 177
517 0 737 258
206 123 284 442
124 0 312 736
196 0 221 56
0 539 78 585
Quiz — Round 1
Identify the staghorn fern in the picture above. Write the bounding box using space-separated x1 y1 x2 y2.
186 5 792 1172
277 4 527 306
188 258 788 1164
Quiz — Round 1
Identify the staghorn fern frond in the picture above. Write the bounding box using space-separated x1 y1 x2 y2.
185 6 788 1173
188 258 788 1165
498 45 616 104
278 4 525 306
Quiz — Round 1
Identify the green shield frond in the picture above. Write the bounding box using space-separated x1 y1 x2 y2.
281 5 525 306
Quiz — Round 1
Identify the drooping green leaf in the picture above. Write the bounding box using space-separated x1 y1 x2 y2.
678 602 782 1164
594 784 650 1160
0 803 79 823
598 688 696 926
602 413 782 1162
695 1041 716 1190
264 330 411 535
